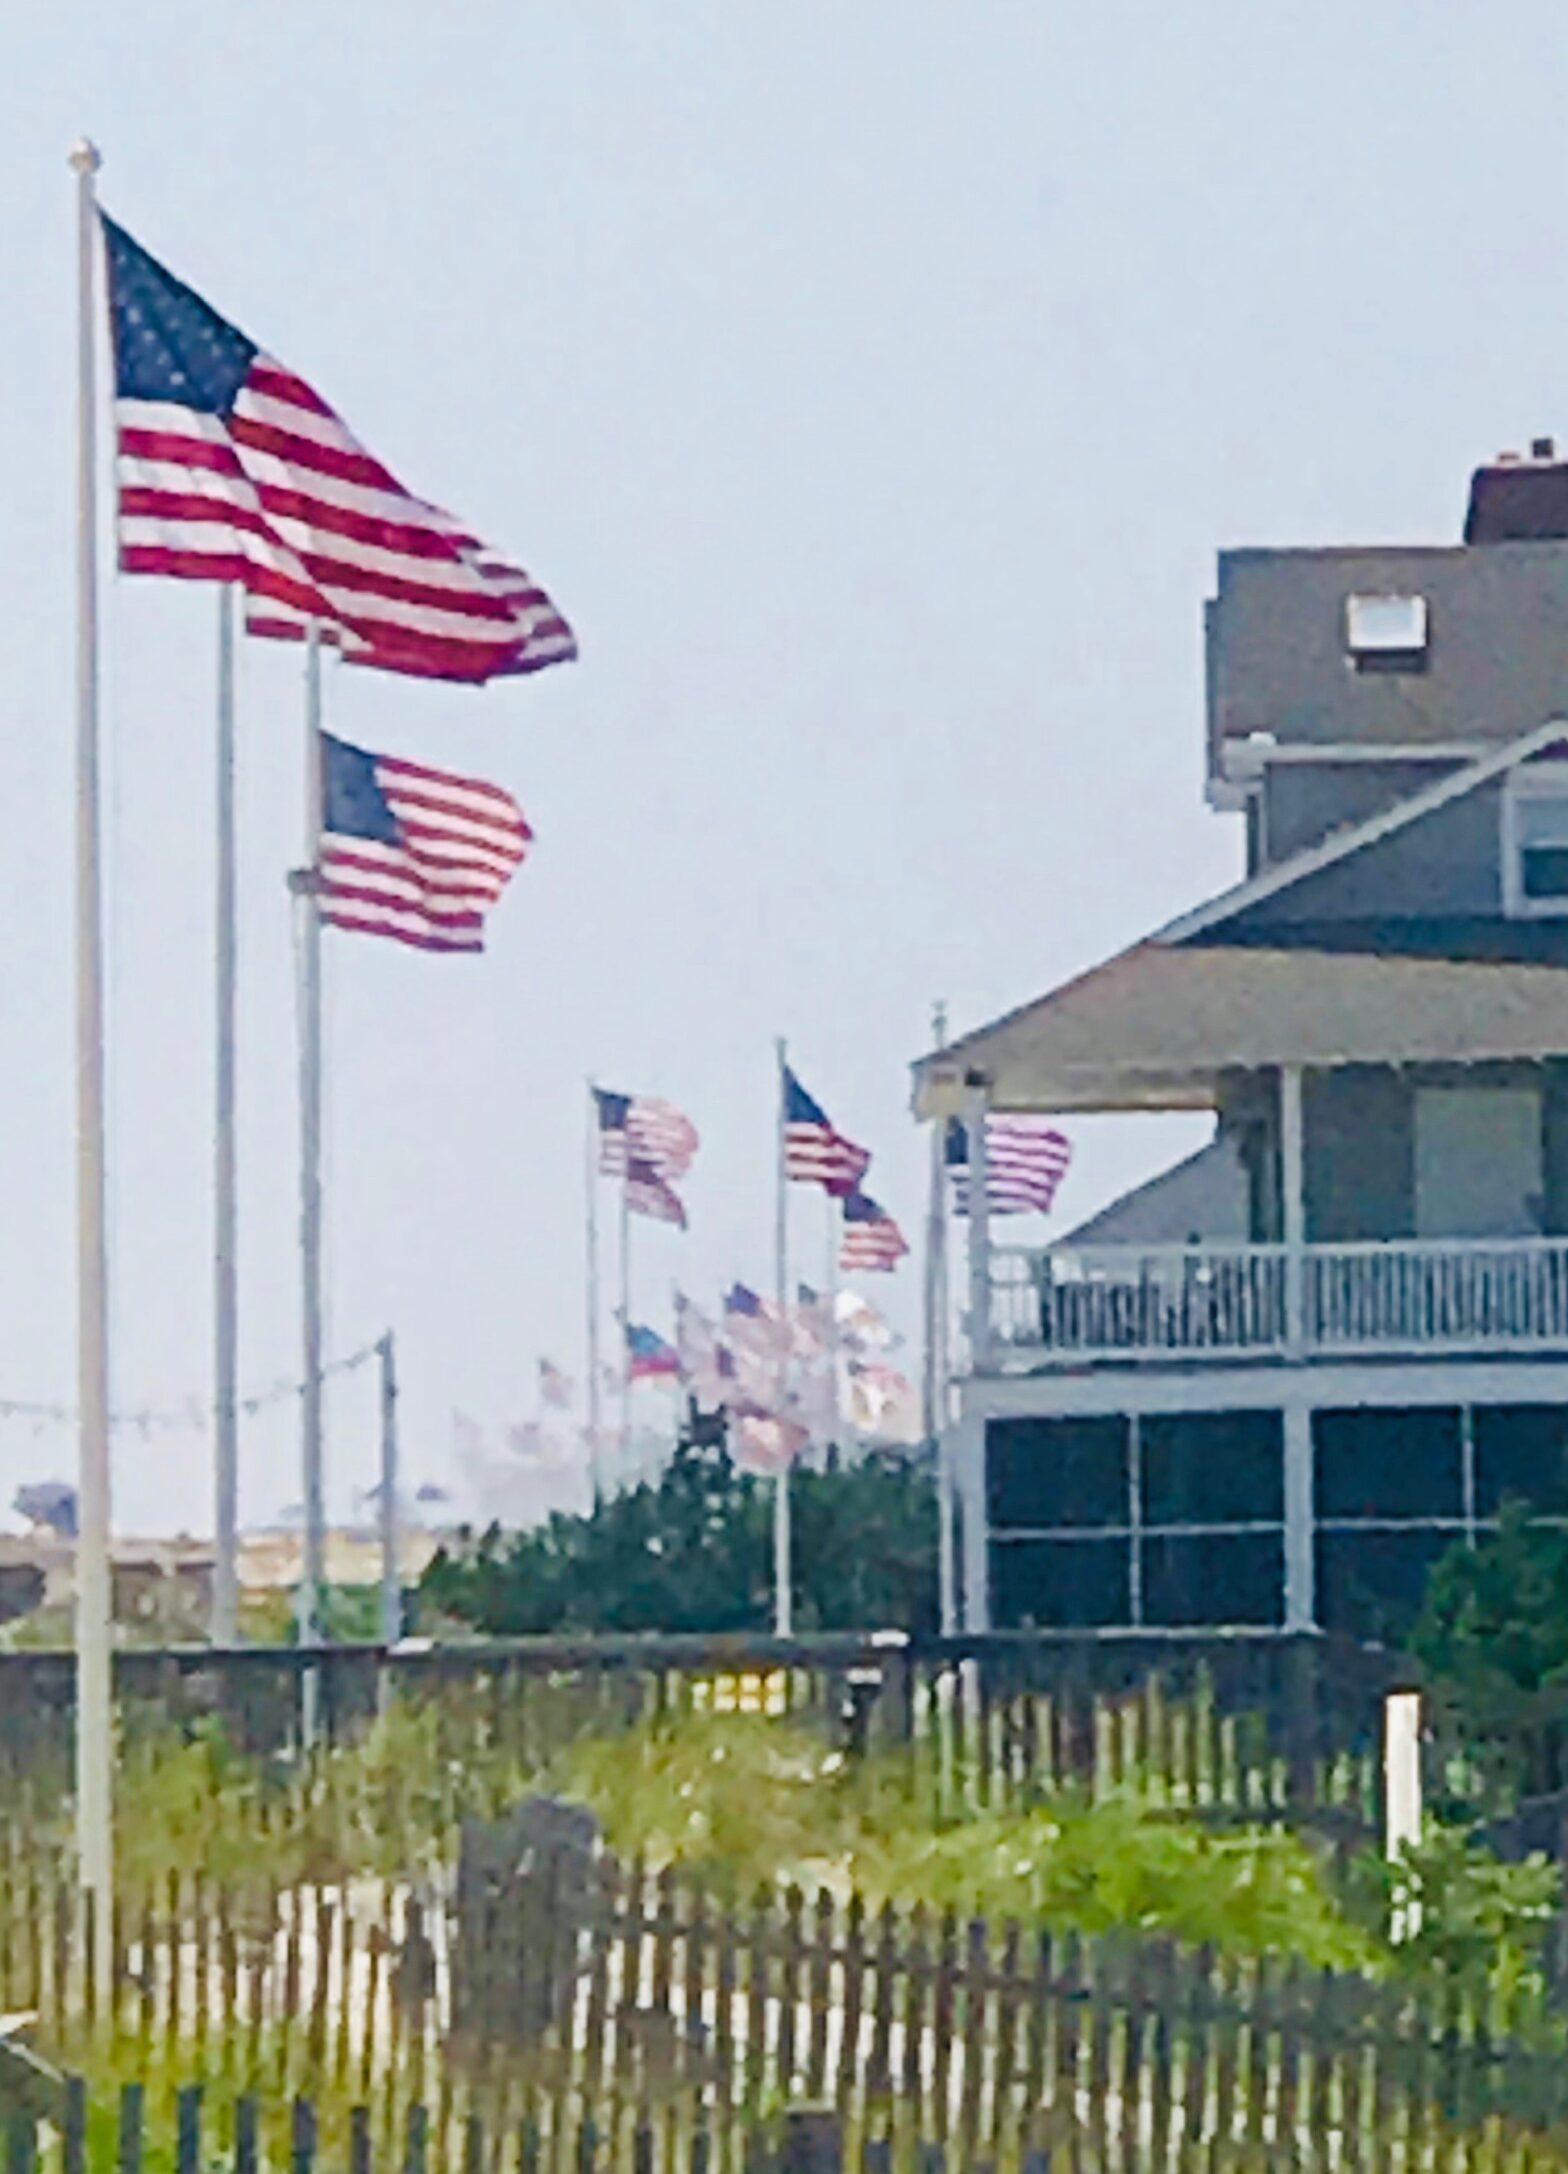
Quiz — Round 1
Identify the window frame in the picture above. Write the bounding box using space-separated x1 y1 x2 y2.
1343 592 1430 673
1502 767 1568 919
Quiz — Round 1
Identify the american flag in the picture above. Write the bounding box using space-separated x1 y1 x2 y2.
729 1403 809 1474
101 213 575 683
625 1324 680 1383
594 1091 700 1180
318 733 530 953
946 1115 1073 1215
783 1067 870 1198
538 1360 573 1409
839 1191 909 1272
625 1157 688 1229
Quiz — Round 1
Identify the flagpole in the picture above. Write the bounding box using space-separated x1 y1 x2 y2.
773 1036 792 1636
823 1197 839 1459
295 623 326 1744
585 1082 603 1505
69 134 114 1989
212 583 240 1645
618 1168 632 1485
925 1002 957 1633
377 1329 399 1646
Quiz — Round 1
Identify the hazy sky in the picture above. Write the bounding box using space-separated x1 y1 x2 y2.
4 4 1566 1534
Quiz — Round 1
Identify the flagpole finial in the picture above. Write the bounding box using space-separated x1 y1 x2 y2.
68 139 102 176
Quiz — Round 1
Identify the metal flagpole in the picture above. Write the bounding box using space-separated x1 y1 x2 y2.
618 1169 631 1484
212 584 240 1644
585 1083 603 1504
924 1003 958 1633
69 134 113 1990
295 623 326 1744
773 1037 792 1636
823 1198 839 1459
377 1330 399 1646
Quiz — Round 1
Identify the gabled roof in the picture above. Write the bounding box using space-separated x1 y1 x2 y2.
1160 717 1568 948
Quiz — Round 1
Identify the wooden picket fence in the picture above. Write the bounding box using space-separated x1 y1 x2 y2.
4 1855 1568 2168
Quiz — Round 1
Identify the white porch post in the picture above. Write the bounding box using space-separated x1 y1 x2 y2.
965 1079 992 1372
957 1407 990 1631
1282 1394 1315 1632
1280 1063 1306 1355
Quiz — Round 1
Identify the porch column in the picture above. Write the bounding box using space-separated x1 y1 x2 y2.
957 1406 991 1631
1280 1063 1306 1356
965 1077 992 1372
1283 1395 1316 1632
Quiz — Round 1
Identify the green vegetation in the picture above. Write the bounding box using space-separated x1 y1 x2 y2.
420 1435 939 1635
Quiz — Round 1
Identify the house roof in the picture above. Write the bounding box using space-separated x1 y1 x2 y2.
912 944 1568 1117
913 719 1568 1119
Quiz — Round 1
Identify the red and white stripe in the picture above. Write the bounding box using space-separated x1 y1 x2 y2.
598 1097 700 1181
839 1215 909 1274
319 751 531 954
953 1117 1073 1216
115 358 576 683
784 1125 870 1197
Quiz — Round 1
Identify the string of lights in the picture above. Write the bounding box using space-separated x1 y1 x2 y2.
0 1343 380 1438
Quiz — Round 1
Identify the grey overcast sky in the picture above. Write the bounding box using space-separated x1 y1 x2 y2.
2 4 1563 1532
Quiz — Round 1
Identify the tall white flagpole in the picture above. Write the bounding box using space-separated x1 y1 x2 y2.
773 1037 792 1636
924 1003 957 1633
295 624 326 1743
377 1329 399 1646
212 584 240 1644
823 1197 839 1457
618 1169 632 1484
585 1082 603 1504
69 134 113 1986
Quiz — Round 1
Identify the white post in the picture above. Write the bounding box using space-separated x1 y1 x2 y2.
212 584 240 1645
296 625 326 1744
925 1005 957 1633
822 1197 839 1458
1280 1063 1306 1355
69 134 114 1990
1282 1397 1315 1632
964 1080 992 1371
774 1036 792 1636
957 1409 990 1631
585 1082 603 1504
378 1331 399 1647
1384 1689 1423 1941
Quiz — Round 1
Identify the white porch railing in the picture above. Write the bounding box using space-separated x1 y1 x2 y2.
989 1238 1568 1364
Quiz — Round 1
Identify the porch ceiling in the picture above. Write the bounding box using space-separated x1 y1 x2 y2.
912 943 1568 1118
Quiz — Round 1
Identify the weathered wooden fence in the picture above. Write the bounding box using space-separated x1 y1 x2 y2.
5 1856 1568 2168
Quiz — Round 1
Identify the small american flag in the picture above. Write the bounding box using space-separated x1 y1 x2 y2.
594 1091 700 1180
783 1067 870 1198
318 733 529 953
625 1324 680 1383
101 213 574 683
538 1360 573 1408
729 1403 809 1474
839 1191 908 1272
625 1157 688 1229
947 1115 1073 1215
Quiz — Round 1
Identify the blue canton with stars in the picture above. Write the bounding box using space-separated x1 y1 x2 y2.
101 214 257 413
322 735 401 846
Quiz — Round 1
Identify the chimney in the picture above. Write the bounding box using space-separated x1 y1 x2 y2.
1465 440 1568 543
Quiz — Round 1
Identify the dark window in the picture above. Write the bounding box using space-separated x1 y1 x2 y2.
1315 1407 1463 1521
986 1417 1128 1531
1315 1530 1456 1642
1474 1404 1568 1518
991 1538 1130 1629
1142 1533 1282 1628
1523 846 1568 900
1140 1411 1283 1526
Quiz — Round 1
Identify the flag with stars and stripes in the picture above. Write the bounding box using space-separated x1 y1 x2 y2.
318 733 529 953
783 1066 870 1198
594 1091 700 1181
101 212 575 683
624 1157 688 1230
839 1191 908 1272
625 1324 680 1383
946 1114 1073 1215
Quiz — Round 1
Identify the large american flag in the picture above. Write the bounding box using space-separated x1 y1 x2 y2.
595 1091 700 1180
318 734 530 953
783 1067 870 1198
101 213 575 683
839 1191 909 1272
947 1114 1073 1215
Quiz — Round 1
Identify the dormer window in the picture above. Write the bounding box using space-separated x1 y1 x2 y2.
1345 593 1429 673
1503 770 1568 916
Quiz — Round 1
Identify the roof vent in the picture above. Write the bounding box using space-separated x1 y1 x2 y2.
1465 440 1568 542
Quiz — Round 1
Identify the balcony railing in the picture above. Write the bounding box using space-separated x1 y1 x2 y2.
988 1238 1568 1365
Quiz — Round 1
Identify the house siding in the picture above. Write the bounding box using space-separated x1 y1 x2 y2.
1302 1067 1413 1240
1263 761 1463 863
